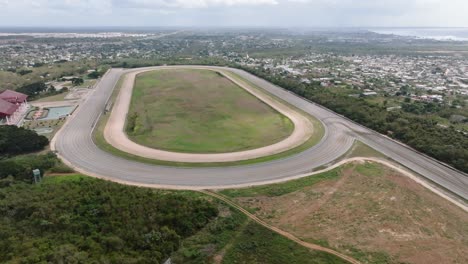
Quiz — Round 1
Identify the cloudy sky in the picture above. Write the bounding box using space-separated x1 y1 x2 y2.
0 0 467 27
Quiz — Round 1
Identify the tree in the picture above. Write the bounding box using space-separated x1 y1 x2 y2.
16 82 47 96
72 78 84 86
0 125 49 156
87 71 100 79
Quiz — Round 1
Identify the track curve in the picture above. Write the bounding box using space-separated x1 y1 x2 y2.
104 67 314 162
53 66 468 201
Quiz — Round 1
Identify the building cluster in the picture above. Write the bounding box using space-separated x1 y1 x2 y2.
1 30 467 107
0 32 168 69
227 52 468 103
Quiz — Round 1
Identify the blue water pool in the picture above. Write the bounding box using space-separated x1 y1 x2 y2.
41 106 75 120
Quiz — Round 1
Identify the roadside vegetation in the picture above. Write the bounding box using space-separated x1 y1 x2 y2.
221 161 468 264
0 152 72 182
0 125 48 157
0 125 72 182
127 69 293 153
0 175 218 263
239 66 468 173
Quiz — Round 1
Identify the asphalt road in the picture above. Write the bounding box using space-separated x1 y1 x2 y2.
54 66 468 200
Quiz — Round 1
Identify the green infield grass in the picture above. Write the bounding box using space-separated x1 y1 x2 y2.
126 69 293 153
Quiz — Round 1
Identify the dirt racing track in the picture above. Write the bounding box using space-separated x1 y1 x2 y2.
53 66 468 203
104 67 314 162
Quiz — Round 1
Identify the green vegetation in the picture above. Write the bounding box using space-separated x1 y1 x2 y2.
93 71 324 167
0 172 349 263
225 162 468 263
16 81 47 97
23 118 66 140
355 162 385 176
0 125 48 156
344 141 385 159
0 175 218 263
0 61 103 91
172 198 346 264
171 204 249 263
0 152 72 182
87 68 108 79
220 169 340 198
221 222 347 264
97 112 321 167
71 77 84 86
33 91 68 102
16 81 70 101
127 69 293 153
240 66 468 173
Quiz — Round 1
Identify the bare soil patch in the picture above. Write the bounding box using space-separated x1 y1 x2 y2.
233 162 468 263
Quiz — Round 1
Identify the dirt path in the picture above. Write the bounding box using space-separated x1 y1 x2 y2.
104 66 314 162
197 159 467 264
200 190 362 264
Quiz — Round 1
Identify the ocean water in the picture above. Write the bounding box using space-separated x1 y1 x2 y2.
369 27 468 41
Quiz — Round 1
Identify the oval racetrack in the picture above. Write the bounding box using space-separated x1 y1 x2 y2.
103 67 314 162
53 66 468 200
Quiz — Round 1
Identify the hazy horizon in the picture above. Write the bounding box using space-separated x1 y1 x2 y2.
0 0 467 28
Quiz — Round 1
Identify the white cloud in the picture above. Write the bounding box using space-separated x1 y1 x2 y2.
0 0 467 27
116 0 278 9
1 0 112 10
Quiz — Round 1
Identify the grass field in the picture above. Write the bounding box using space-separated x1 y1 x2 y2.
33 92 68 102
93 70 324 167
221 162 468 264
126 69 294 153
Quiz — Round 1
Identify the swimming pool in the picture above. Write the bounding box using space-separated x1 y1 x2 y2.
40 106 76 120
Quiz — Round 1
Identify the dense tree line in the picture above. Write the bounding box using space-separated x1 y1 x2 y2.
16 81 47 96
0 177 218 263
238 66 468 173
0 125 48 157
104 57 228 69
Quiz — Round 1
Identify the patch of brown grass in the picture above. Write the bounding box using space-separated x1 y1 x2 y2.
233 162 468 264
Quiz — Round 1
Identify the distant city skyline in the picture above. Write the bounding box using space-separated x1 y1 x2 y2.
0 0 467 28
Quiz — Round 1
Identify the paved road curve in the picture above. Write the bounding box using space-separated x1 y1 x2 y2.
54 66 468 200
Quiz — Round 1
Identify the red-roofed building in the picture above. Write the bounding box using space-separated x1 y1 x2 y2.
0 99 18 116
0 90 29 125
0 89 28 104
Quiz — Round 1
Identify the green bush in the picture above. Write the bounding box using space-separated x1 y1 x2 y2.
0 152 59 182
0 125 49 156
0 177 218 263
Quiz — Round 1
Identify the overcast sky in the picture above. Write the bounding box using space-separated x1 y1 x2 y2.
0 0 467 27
